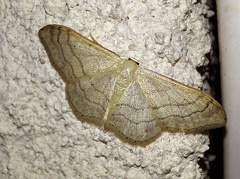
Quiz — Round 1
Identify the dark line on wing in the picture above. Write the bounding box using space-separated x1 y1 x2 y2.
115 93 202 111
112 112 155 125
152 93 204 109
66 29 87 76
115 103 148 111
107 117 161 143
52 27 78 79
91 83 110 103
159 100 212 120
67 95 102 120
115 92 212 119
76 82 106 112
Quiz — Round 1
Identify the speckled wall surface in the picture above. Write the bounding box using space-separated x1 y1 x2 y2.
0 0 215 178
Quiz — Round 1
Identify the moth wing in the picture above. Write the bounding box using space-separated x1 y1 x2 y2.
136 68 226 132
39 25 122 82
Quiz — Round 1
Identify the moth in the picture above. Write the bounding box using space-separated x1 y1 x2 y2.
39 25 226 145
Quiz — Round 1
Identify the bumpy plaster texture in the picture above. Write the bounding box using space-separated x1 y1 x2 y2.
0 0 214 178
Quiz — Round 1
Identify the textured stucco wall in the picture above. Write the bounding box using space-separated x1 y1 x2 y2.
0 0 214 178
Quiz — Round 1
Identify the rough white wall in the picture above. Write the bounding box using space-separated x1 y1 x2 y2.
0 0 214 178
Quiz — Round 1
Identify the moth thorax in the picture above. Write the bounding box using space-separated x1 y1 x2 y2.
116 60 138 87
